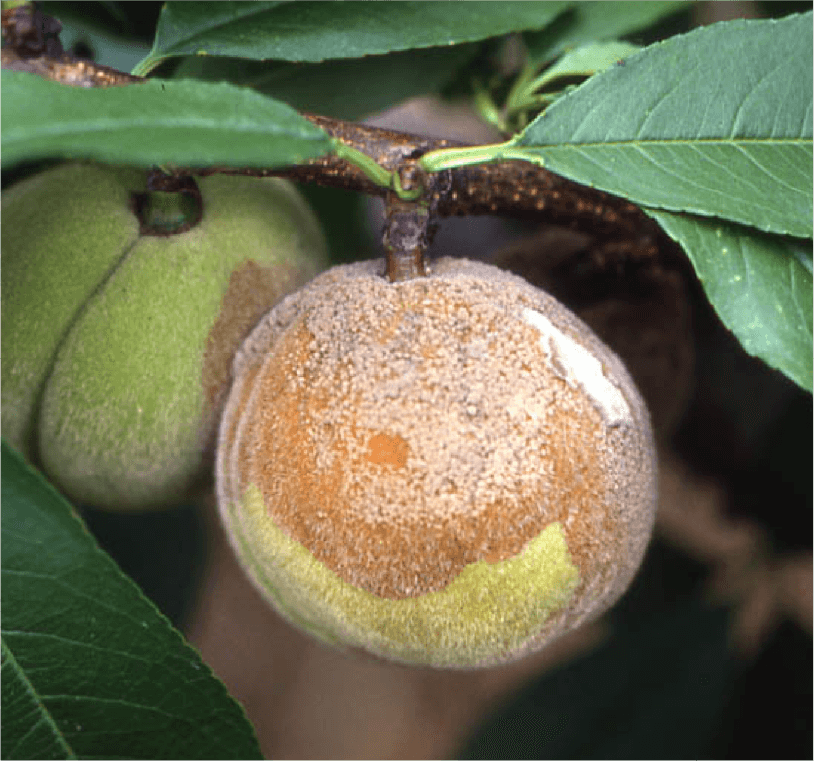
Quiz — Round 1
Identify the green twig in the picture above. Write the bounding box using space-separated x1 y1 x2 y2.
418 142 537 174
333 140 391 188
334 140 426 201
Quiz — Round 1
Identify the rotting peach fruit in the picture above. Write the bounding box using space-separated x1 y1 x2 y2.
216 257 657 668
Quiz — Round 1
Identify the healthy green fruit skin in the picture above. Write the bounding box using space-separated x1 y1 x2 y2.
217 258 658 668
2 162 328 511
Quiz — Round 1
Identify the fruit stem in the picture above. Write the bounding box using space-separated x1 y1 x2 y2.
133 171 203 236
382 194 433 282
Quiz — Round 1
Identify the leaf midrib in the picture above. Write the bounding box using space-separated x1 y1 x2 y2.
1 638 74 758
4 118 327 139
524 137 811 147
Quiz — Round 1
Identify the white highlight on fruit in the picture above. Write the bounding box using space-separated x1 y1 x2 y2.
522 308 631 427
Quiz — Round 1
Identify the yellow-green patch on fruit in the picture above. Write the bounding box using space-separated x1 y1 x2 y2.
2 163 327 510
233 483 579 667
217 258 658 668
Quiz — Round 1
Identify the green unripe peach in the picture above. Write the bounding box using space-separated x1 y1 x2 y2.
2 162 327 510
216 258 657 668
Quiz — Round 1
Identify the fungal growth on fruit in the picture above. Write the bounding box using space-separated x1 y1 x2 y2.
1 162 327 511
217 257 658 668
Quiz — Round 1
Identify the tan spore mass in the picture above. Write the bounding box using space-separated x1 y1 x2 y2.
221 258 656 606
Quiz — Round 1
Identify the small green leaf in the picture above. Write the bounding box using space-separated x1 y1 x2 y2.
528 40 642 92
1 441 263 760
646 210 813 393
512 13 813 238
524 1 689 67
1 70 332 169
52 15 152 74
136 0 571 73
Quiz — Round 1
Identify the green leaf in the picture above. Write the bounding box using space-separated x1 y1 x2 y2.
174 43 479 121
524 1 690 67
51 15 152 74
136 0 571 73
1 441 262 760
528 40 642 92
646 210 813 392
1 70 332 169
512 13 813 238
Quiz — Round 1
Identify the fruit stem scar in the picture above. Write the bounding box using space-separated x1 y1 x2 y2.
521 308 631 427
